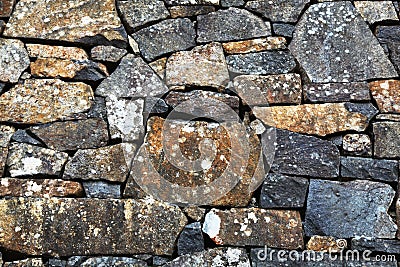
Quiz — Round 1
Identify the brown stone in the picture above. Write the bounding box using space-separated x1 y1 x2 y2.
306 235 344 252
26 44 88 60
183 206 206 221
370 80 400 113
0 0 15 17
222 37 286 54
149 57 167 80
169 5 215 18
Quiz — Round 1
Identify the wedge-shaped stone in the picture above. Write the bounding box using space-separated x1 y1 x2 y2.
0 38 30 83
369 80 400 113
245 0 310 22
0 197 187 256
26 44 88 60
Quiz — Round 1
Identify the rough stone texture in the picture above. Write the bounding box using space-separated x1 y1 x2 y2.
149 58 167 80
0 0 15 17
203 208 303 249
4 258 44 267
253 103 378 136
90 46 127 62
87 97 108 121
3 0 127 46
0 79 94 124
197 8 271 43
63 143 136 183
307 236 343 252
245 0 310 23
260 173 309 208
82 181 121 198
273 23 295 38
0 197 187 256
352 237 400 254
144 97 169 115
373 121 400 158
79 257 147 267
29 119 108 151
11 130 42 146
0 38 30 83
304 82 370 103
183 206 206 222
222 37 286 54
177 222 204 256
7 143 69 177
375 26 400 73
0 20 4 34
354 1 398 24
0 126 15 177
166 43 230 88
369 80 400 113
47 259 66 267
233 74 302 105
226 51 296 75
0 178 84 198
97 54 168 98
342 134 371 156
267 129 340 177
133 18 196 61
290 2 397 82
26 44 88 60
376 113 400 121
305 179 397 239
169 6 215 18
165 0 219 5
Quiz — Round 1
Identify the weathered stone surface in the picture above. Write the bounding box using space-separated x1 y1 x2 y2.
11 130 42 146
342 134 371 156
290 2 397 82
183 206 206 221
233 74 302 105
373 122 400 158
304 82 370 103
79 257 147 267
307 236 343 252
267 129 340 177
273 23 295 38
144 97 169 115
352 237 400 254
97 54 168 98
197 8 271 43
0 79 94 124
203 208 303 249
166 43 230 88
7 143 68 177
83 181 121 198
0 197 187 256
169 5 215 18
0 20 4 34
133 18 196 61
165 0 219 5
0 125 15 177
118 0 169 31
221 0 244 7
0 0 15 17
29 119 108 151
354 1 398 24
0 38 30 83
177 222 204 256
245 0 310 22
4 258 44 267
90 46 127 62
254 103 378 136
26 44 88 60
87 97 108 121
149 57 167 80
222 37 286 54
4 0 127 46
260 173 309 208
375 26 400 73
369 80 400 113
305 179 397 238
226 51 296 75
48 259 66 267
64 143 136 183
375 114 400 121
0 178 84 197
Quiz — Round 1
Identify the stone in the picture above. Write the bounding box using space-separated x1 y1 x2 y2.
149 57 167 80
177 222 204 256
4 258 44 267
226 50 296 75
128 36 140 54
267 129 340 177
133 18 196 61
183 206 206 221
0 38 30 83
48 259 67 267
165 0 219 5
166 43 230 88
369 80 400 113
11 130 42 146
169 6 215 18
153 256 169 266
83 181 121 198
96 54 169 98
144 97 169 115
79 257 147 267
305 179 397 238
342 134 371 156
352 237 400 254
7 143 69 177
0 0 15 17
197 8 271 43
63 143 136 183
29 119 109 151
233 73 302 105
341 157 398 183
245 0 310 22
289 2 397 83
0 79 94 124
304 82 370 103
203 208 303 249
66 256 87 267
307 236 343 252
0 20 4 34
87 97 108 121
117 0 169 31
260 173 309 208
0 178 84 197
273 23 295 38
354 1 398 24
4 0 127 47
222 37 286 54
253 103 378 136
0 125 15 177
221 0 244 7
90 46 127 62
375 114 400 121
375 26 400 73
26 44 88 60
0 197 187 256
373 122 400 158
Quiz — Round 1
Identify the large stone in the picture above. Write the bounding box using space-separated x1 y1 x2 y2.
369 80 400 113
0 0 15 17
0 38 30 83
354 1 398 24
375 26 400 73
289 2 397 82
203 208 303 249
341 157 398 182
373 122 400 158
197 8 271 43
303 82 370 103
90 46 127 62
222 37 286 54
245 0 310 22
253 103 378 136
0 197 187 256
305 179 397 238
169 5 215 18
133 18 196 61
26 44 88 60
0 79 94 124
0 125 15 177
3 0 127 46
177 222 204 256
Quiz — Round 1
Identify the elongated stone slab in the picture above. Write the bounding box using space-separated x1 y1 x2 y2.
341 157 398 182
26 44 88 60
0 126 15 177
222 37 286 54
303 82 370 103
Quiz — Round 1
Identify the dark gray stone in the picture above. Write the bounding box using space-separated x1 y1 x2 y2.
79 257 148 267
66 256 87 267
373 122 400 158
273 23 295 38
341 157 398 182
11 129 42 145
303 82 370 103
153 256 169 266
375 25 400 73
144 97 169 115
0 20 5 35
87 97 107 121
83 181 121 198
221 0 244 7
245 0 310 22
352 237 400 254
48 259 67 267
177 222 204 256
90 45 127 62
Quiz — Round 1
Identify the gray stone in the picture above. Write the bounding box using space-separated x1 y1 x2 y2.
133 18 196 61
83 181 121 198
221 0 244 7
342 134 371 156
303 82 370 103
354 1 398 24
164 0 219 6
245 0 310 22
169 5 215 18
144 97 169 115
376 114 400 121
79 257 148 267
197 8 271 43
290 2 397 82
48 259 67 267
351 237 400 254
4 258 44 267
177 222 204 256
375 26 400 73
0 21 5 35
0 125 15 177
11 130 42 145
153 256 169 266
273 23 295 38
0 38 30 83
373 122 400 158
305 179 397 239
90 46 127 62
87 97 107 121
66 256 87 267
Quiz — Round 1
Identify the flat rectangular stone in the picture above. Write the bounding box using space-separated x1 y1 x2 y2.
169 5 215 18
222 37 286 54
303 82 370 102
373 122 400 158
352 237 400 254
26 44 88 60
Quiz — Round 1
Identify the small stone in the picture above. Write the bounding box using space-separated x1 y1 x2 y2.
307 236 343 252
0 0 15 17
352 237 400 254
133 18 196 61
48 259 67 267
373 122 400 158
26 44 88 60
342 134 372 156
149 57 167 80
165 0 219 6
183 206 206 221
0 79 94 124
253 103 378 136
0 38 30 83
0 20 5 35
0 178 84 197
203 208 303 249
144 97 169 115
66 256 87 267
128 36 140 54
369 80 400 113
375 26 400 73
79 257 147 267
305 179 397 238
260 173 309 208
226 50 296 75
304 82 371 103
222 37 286 54
4 258 44 267
166 43 230 88
245 0 310 22
354 1 398 24
273 23 295 38
197 8 271 43
153 256 169 266
177 222 204 256
375 114 400 121
63 143 136 183
221 0 244 7
11 130 42 146
87 97 108 121
328 135 343 147
90 46 127 62
83 181 121 198
169 5 215 18
0 125 15 177
7 143 68 177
